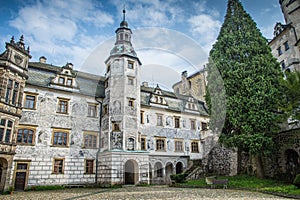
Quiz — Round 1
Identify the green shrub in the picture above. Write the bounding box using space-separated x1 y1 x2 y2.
293 174 300 188
170 173 188 183
27 185 65 191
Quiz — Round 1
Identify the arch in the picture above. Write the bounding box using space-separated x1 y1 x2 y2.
0 158 8 192
154 162 163 178
176 162 183 174
124 159 138 185
285 149 300 181
165 162 174 184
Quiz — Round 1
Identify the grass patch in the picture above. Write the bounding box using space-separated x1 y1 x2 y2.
180 175 300 197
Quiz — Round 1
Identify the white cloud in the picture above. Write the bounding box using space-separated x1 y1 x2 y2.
188 14 221 54
8 0 114 68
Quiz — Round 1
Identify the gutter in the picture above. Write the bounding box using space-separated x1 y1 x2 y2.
95 97 103 185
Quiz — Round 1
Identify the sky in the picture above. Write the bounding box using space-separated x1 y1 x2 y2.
0 0 284 90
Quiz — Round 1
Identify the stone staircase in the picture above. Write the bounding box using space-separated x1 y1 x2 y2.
184 159 205 180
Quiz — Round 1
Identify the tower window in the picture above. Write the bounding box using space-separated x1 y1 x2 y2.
284 41 289 51
277 46 282 56
128 62 134 69
175 117 180 128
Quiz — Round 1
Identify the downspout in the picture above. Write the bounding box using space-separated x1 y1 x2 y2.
95 97 103 185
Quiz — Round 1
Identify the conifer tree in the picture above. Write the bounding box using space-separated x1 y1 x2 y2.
207 0 283 178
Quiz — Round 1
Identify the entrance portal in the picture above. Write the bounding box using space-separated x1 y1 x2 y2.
124 160 138 185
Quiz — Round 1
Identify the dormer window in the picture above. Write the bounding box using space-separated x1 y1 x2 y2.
59 77 65 85
67 79 72 86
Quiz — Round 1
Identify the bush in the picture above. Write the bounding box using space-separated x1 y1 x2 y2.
170 173 188 183
293 174 300 188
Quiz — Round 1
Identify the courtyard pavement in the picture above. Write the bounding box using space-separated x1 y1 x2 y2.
1 186 296 200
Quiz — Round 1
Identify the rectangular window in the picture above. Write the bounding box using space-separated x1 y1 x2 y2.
157 114 163 126
88 104 97 117
12 82 19 105
277 46 282 56
128 77 134 85
190 120 196 130
128 99 134 107
284 41 289 51
201 122 208 131
17 128 35 144
112 122 120 131
128 61 134 69
67 79 73 86
156 138 165 151
57 98 69 114
53 158 64 174
175 117 180 128
84 132 97 149
191 141 199 153
59 77 65 84
24 94 36 109
0 119 13 143
85 159 94 174
52 130 68 147
141 137 146 150
175 141 183 152
103 104 108 115
140 111 144 124
5 79 13 103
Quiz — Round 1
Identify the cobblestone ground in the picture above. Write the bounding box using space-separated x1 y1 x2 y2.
1 186 296 200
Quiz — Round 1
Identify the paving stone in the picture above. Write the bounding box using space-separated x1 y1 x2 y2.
1 186 294 200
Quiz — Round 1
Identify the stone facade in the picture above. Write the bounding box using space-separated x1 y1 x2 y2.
0 11 221 191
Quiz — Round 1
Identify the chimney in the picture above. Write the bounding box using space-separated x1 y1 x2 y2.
142 81 148 87
39 56 47 63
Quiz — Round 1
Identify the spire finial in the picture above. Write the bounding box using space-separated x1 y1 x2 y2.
123 3 126 22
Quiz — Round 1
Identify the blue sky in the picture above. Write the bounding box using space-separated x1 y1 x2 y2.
0 0 284 89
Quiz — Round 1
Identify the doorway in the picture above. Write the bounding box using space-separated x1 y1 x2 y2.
124 160 138 185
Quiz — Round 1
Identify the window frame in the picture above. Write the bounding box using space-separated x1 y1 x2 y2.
157 114 163 126
85 159 95 174
87 103 97 118
191 141 199 153
141 137 146 150
17 125 36 145
174 117 180 128
23 92 38 110
156 138 165 151
52 158 65 174
83 131 98 149
57 98 69 114
0 118 13 143
51 128 70 147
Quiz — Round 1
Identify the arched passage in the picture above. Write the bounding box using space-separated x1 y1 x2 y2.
165 162 173 184
285 149 300 181
176 162 183 174
124 160 138 185
0 158 8 192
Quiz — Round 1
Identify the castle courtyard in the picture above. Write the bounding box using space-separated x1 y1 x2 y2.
1 186 293 200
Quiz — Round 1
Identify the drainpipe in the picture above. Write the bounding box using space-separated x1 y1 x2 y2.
95 97 103 185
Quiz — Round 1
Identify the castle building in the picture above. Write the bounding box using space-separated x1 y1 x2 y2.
0 10 212 191
269 0 300 73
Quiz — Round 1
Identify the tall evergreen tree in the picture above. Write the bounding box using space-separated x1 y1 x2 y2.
207 0 283 178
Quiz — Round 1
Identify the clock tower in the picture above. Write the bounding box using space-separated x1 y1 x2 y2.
97 9 149 185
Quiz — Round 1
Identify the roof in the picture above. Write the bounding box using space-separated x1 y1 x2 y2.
27 62 105 98
140 85 209 116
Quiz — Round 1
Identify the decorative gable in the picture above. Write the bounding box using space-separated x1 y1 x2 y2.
50 63 79 91
149 84 168 105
